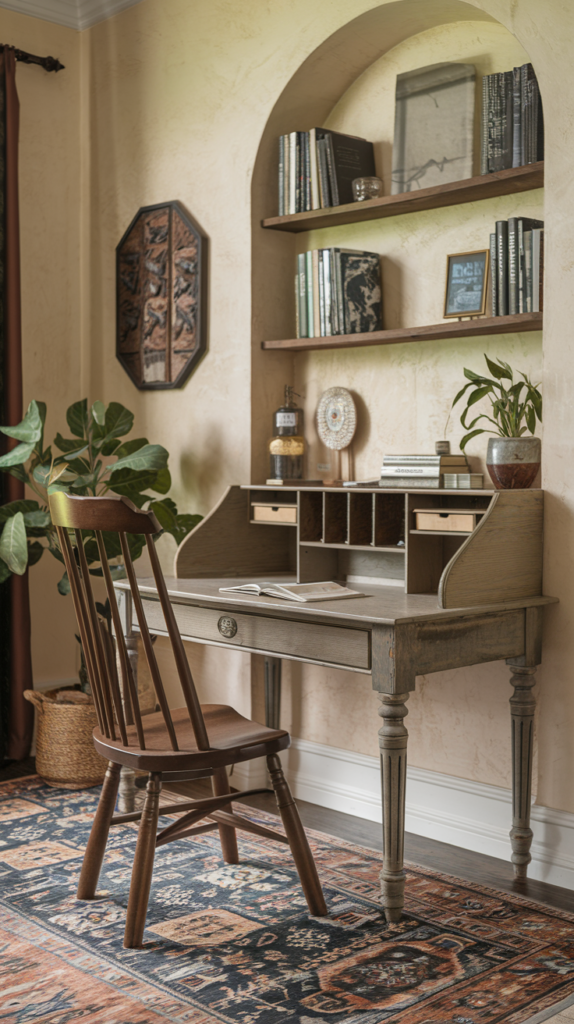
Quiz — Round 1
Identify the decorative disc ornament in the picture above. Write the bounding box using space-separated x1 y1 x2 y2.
116 201 207 389
316 387 357 450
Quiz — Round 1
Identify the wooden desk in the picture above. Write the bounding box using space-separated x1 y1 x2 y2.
115 566 556 923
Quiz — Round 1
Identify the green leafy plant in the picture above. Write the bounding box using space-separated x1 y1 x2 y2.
451 355 542 452
0 398 201 594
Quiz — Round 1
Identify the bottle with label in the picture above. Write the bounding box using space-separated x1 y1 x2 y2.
268 386 305 481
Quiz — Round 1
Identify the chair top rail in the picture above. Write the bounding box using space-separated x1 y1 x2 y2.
50 492 160 534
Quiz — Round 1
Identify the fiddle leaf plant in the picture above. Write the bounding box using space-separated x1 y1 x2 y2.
451 355 542 452
0 398 201 594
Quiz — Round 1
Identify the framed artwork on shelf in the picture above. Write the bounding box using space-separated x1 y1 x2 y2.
116 200 208 390
444 249 489 318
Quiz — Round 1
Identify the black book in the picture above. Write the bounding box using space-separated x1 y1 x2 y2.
512 66 522 167
489 232 498 316
303 132 312 212
316 138 331 208
496 220 509 316
340 251 382 334
508 217 519 315
520 63 543 165
318 130 376 207
278 135 286 217
480 74 489 175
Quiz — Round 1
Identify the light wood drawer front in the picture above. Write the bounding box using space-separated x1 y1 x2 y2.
142 600 370 669
252 504 298 524
415 511 479 532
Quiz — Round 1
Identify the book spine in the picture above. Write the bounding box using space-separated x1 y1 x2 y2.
490 232 498 316
334 250 344 334
312 249 321 337
278 135 285 216
486 74 494 173
520 63 533 166
518 220 525 314
512 66 522 167
324 132 340 207
288 131 297 215
309 128 320 211
295 273 300 339
538 229 544 312
323 249 333 336
531 228 543 313
304 132 312 212
297 131 304 213
501 71 513 169
491 73 503 172
481 75 489 175
329 250 339 335
524 229 533 312
317 139 330 208
297 252 307 337
380 466 441 478
305 250 314 336
496 220 509 316
536 80 544 161
381 477 441 489
318 250 326 336
508 217 518 315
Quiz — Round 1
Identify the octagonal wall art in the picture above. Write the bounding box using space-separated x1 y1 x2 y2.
116 201 208 389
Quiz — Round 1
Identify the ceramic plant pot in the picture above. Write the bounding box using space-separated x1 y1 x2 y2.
486 436 541 489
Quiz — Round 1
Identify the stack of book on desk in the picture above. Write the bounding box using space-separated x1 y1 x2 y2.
380 454 469 489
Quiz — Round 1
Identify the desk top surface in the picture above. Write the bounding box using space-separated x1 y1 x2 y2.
118 575 557 628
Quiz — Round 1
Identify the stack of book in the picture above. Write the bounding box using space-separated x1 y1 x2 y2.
481 62 544 174
296 249 382 338
379 454 469 489
490 218 544 316
278 129 376 215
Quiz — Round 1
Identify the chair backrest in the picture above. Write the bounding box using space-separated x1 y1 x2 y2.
49 492 209 753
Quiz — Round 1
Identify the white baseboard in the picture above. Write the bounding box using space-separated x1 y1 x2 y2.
284 737 574 891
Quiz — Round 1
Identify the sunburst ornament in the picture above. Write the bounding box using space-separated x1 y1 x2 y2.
316 387 357 451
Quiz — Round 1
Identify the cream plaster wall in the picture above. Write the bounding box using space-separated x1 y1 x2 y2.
7 0 574 817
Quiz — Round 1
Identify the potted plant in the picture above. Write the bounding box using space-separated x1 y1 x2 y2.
0 398 201 787
451 355 542 488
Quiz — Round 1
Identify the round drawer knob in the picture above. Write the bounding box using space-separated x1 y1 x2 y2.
218 615 237 639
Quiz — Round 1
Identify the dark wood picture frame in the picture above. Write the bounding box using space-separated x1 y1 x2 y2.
116 201 208 390
444 249 489 318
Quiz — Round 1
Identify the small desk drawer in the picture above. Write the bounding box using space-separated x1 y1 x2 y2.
415 509 481 533
141 600 370 670
251 503 298 524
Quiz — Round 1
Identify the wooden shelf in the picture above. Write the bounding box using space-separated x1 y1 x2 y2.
299 541 405 553
261 312 542 353
410 529 473 537
261 162 544 233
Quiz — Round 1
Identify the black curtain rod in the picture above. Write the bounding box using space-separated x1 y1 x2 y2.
0 45 64 73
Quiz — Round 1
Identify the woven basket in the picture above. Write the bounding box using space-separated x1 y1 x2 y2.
24 687 107 789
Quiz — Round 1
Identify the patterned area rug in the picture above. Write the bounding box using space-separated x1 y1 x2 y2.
1 776 574 1024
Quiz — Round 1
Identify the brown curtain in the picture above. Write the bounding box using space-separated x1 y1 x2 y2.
0 47 33 761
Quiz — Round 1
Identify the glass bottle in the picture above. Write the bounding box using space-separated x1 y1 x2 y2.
268 386 305 481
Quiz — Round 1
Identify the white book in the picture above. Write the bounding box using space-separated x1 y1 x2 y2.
380 465 442 477
309 128 320 211
288 131 297 216
532 228 543 313
219 581 364 603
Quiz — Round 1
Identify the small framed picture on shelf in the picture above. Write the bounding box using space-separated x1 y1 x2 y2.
444 249 489 318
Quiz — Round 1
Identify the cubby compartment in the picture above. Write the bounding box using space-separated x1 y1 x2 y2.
299 490 323 542
348 491 373 546
323 491 348 544
373 493 405 548
405 492 491 594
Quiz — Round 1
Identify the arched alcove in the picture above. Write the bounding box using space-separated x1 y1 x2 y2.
250 1 544 794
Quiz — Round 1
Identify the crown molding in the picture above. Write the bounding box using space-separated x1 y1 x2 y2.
0 0 143 31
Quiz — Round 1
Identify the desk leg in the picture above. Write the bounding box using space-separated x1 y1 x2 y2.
378 691 410 923
509 665 537 880
264 657 282 730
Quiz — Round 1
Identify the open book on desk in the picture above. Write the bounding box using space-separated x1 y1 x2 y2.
218 581 364 603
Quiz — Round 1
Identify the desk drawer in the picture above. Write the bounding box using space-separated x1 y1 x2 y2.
141 600 370 670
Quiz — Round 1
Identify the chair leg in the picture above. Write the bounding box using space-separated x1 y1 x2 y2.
211 766 239 864
123 772 161 949
77 761 121 900
267 753 327 917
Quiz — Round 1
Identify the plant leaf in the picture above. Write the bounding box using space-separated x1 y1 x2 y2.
466 385 492 407
106 468 161 498
100 438 122 456
27 541 45 567
24 510 51 529
151 467 171 494
66 399 88 439
6 464 29 483
104 402 134 440
0 441 36 469
0 558 10 584
0 400 44 444
91 400 106 426
111 443 168 474
0 513 28 574
32 463 52 488
54 433 84 454
0 499 39 523
459 428 487 452
113 437 149 459
484 355 512 380
57 571 71 595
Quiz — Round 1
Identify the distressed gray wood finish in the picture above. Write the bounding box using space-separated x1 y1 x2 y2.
115 482 555 923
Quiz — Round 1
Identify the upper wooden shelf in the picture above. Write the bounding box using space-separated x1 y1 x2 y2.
261 312 543 353
261 162 544 234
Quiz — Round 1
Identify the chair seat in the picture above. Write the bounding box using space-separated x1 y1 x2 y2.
93 703 290 772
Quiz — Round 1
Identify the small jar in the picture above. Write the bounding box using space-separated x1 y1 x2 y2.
352 176 384 202
268 386 305 481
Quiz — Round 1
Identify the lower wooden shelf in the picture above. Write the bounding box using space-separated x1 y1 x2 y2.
261 312 542 353
300 541 405 553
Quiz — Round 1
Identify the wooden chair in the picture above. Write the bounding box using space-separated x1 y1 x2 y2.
49 492 327 948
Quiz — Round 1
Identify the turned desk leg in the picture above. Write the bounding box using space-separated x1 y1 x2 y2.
378 692 410 923
509 665 537 880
